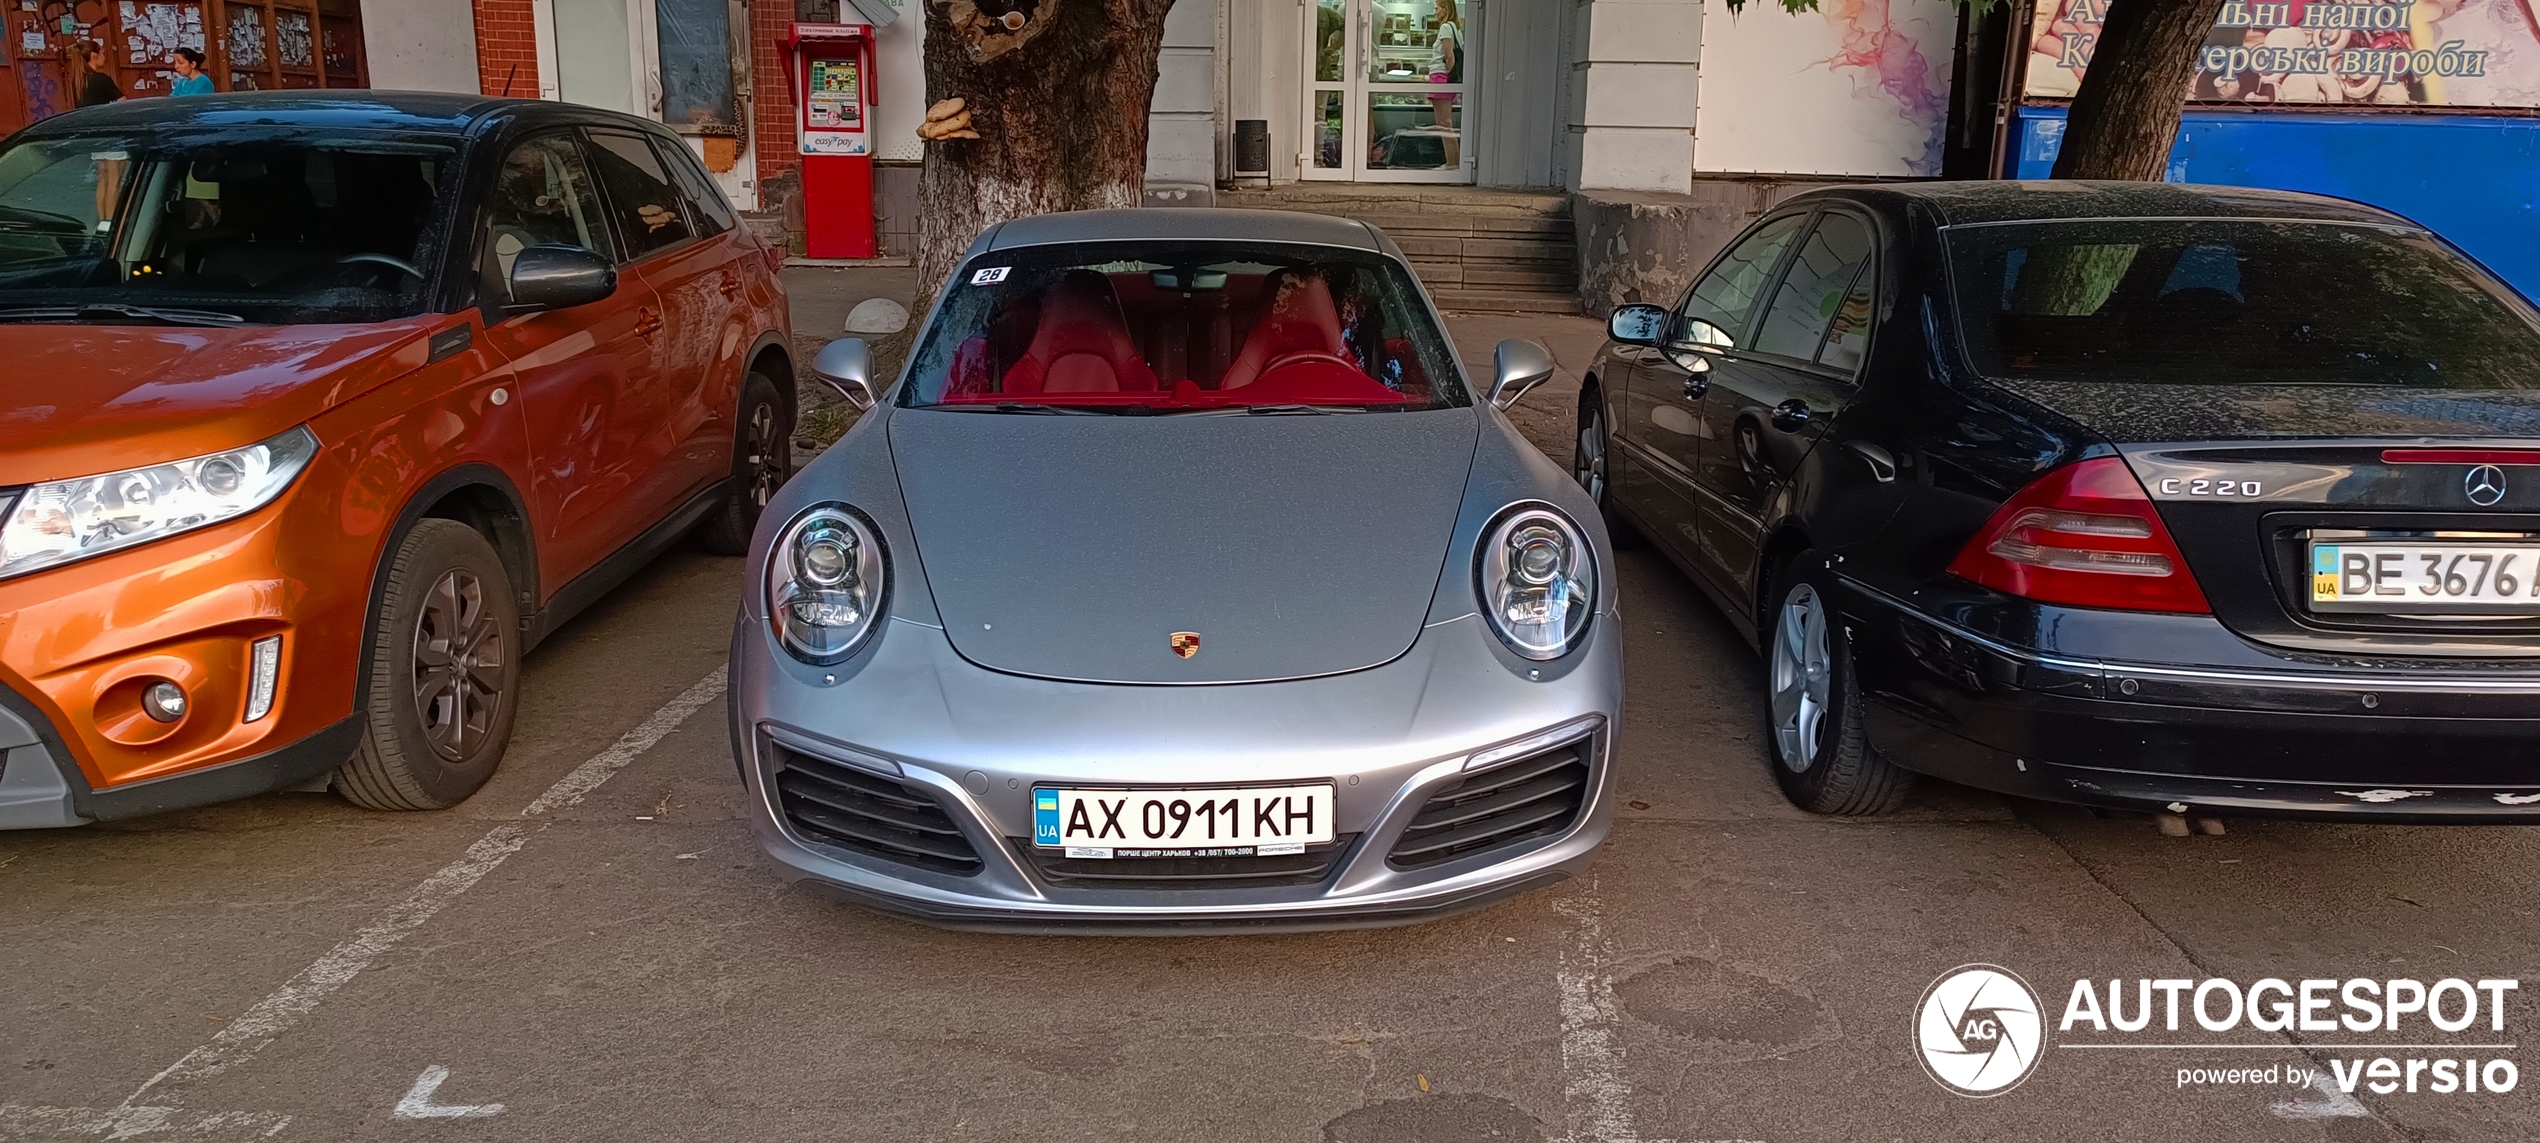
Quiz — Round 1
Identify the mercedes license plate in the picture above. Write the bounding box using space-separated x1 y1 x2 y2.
2310 542 2540 612
1033 783 1335 858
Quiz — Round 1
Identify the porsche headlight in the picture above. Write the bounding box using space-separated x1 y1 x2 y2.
1476 504 1596 661
768 504 887 664
0 425 318 581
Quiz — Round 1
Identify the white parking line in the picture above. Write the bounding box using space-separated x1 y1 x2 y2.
0 1103 291 1140
1554 888 1664 1143
392 1066 505 1120
117 666 729 1112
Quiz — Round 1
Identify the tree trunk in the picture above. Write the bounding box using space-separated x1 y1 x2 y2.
914 0 1176 302
2049 0 2228 180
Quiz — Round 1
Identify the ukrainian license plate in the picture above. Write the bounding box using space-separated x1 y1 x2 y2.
2310 542 2540 612
1032 783 1336 858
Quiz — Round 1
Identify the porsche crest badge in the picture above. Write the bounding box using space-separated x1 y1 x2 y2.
1169 631 1201 659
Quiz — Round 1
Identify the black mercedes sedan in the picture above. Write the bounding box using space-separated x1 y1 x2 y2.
1578 181 2540 823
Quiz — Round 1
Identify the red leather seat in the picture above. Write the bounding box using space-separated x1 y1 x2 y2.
1221 270 1350 390
1001 271 1158 395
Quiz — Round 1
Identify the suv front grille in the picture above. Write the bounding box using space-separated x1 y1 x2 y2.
1387 742 1590 870
1017 838 1355 890
770 740 983 875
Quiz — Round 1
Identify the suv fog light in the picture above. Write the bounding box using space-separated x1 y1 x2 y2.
246 636 281 722
143 681 187 723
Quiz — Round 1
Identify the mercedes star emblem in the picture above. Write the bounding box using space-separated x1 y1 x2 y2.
2466 464 2509 507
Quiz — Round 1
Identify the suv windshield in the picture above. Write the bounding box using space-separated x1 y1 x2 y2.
901 241 1467 410
1946 219 2540 388
0 132 454 325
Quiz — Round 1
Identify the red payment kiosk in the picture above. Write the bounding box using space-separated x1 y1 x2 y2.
786 23 880 259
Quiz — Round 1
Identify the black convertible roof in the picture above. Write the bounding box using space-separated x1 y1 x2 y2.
1820 180 2416 229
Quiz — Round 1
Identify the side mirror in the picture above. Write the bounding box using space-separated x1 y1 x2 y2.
506 245 617 313
1487 338 1556 411
813 337 878 411
1607 303 1668 346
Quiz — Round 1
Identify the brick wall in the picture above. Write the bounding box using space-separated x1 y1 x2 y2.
751 3 800 190
473 0 541 97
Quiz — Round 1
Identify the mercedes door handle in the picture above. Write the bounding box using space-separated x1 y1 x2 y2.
1846 440 1897 483
1681 376 1709 400
1770 398 1812 432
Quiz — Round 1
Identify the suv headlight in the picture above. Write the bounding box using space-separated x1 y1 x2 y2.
1475 504 1596 661
0 425 318 580
768 504 888 664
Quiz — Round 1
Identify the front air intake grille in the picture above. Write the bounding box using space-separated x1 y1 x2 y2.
1017 838 1357 891
770 741 982 875
1387 742 1590 870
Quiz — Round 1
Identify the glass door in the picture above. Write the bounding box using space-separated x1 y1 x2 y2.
1302 0 1473 183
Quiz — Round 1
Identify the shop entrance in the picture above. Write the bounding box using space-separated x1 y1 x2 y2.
1302 0 1473 182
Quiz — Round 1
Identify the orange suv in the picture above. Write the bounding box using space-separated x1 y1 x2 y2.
0 93 794 826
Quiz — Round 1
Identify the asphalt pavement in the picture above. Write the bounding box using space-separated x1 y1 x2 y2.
1 304 2534 1141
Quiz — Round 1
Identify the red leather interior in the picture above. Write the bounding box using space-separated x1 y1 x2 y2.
1001 271 1158 394
1220 271 1351 390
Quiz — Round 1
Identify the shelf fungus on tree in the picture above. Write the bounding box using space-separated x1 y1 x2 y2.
917 97 980 141
941 0 1052 63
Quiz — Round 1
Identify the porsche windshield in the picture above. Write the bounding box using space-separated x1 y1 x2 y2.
0 133 454 325
1946 218 2540 387
901 242 1469 410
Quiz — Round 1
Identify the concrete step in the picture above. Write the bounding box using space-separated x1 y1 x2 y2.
1215 186 1580 308
1431 289 1584 314
1464 264 1577 290
1388 233 1573 263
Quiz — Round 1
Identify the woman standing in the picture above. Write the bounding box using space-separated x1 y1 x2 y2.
169 48 214 96
71 41 123 107
1427 0 1461 129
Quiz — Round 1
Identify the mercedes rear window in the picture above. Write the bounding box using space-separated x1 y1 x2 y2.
1945 219 2540 388
899 241 1468 411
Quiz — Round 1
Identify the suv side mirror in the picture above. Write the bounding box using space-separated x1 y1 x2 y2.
1607 303 1667 346
1487 338 1556 411
506 245 617 313
813 338 878 411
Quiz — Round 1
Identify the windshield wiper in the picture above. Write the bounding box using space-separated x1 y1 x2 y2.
1239 404 1371 415
0 303 246 328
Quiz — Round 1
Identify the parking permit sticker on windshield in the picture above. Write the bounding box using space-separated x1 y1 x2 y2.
970 266 1010 285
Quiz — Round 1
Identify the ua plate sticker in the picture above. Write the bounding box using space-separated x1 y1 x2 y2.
1033 788 1062 845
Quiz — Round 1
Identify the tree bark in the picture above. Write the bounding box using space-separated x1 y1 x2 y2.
2049 0 2229 180
914 0 1177 302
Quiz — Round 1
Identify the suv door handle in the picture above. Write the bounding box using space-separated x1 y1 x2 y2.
1770 398 1812 433
718 273 743 299
634 306 664 339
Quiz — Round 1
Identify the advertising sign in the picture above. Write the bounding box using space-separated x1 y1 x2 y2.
1694 0 1961 177
2027 0 2540 107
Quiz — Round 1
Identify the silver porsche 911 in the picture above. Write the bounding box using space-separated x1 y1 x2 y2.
726 208 1620 931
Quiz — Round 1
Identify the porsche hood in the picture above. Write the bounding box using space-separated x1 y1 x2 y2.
888 408 1479 684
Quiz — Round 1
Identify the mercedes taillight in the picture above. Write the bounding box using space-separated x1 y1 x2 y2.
1946 456 2210 614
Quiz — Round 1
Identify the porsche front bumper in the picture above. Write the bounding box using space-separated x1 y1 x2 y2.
727 609 1622 934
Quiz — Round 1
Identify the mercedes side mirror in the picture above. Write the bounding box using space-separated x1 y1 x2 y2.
505 245 617 313
1607 303 1667 346
1488 338 1557 411
814 337 879 411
